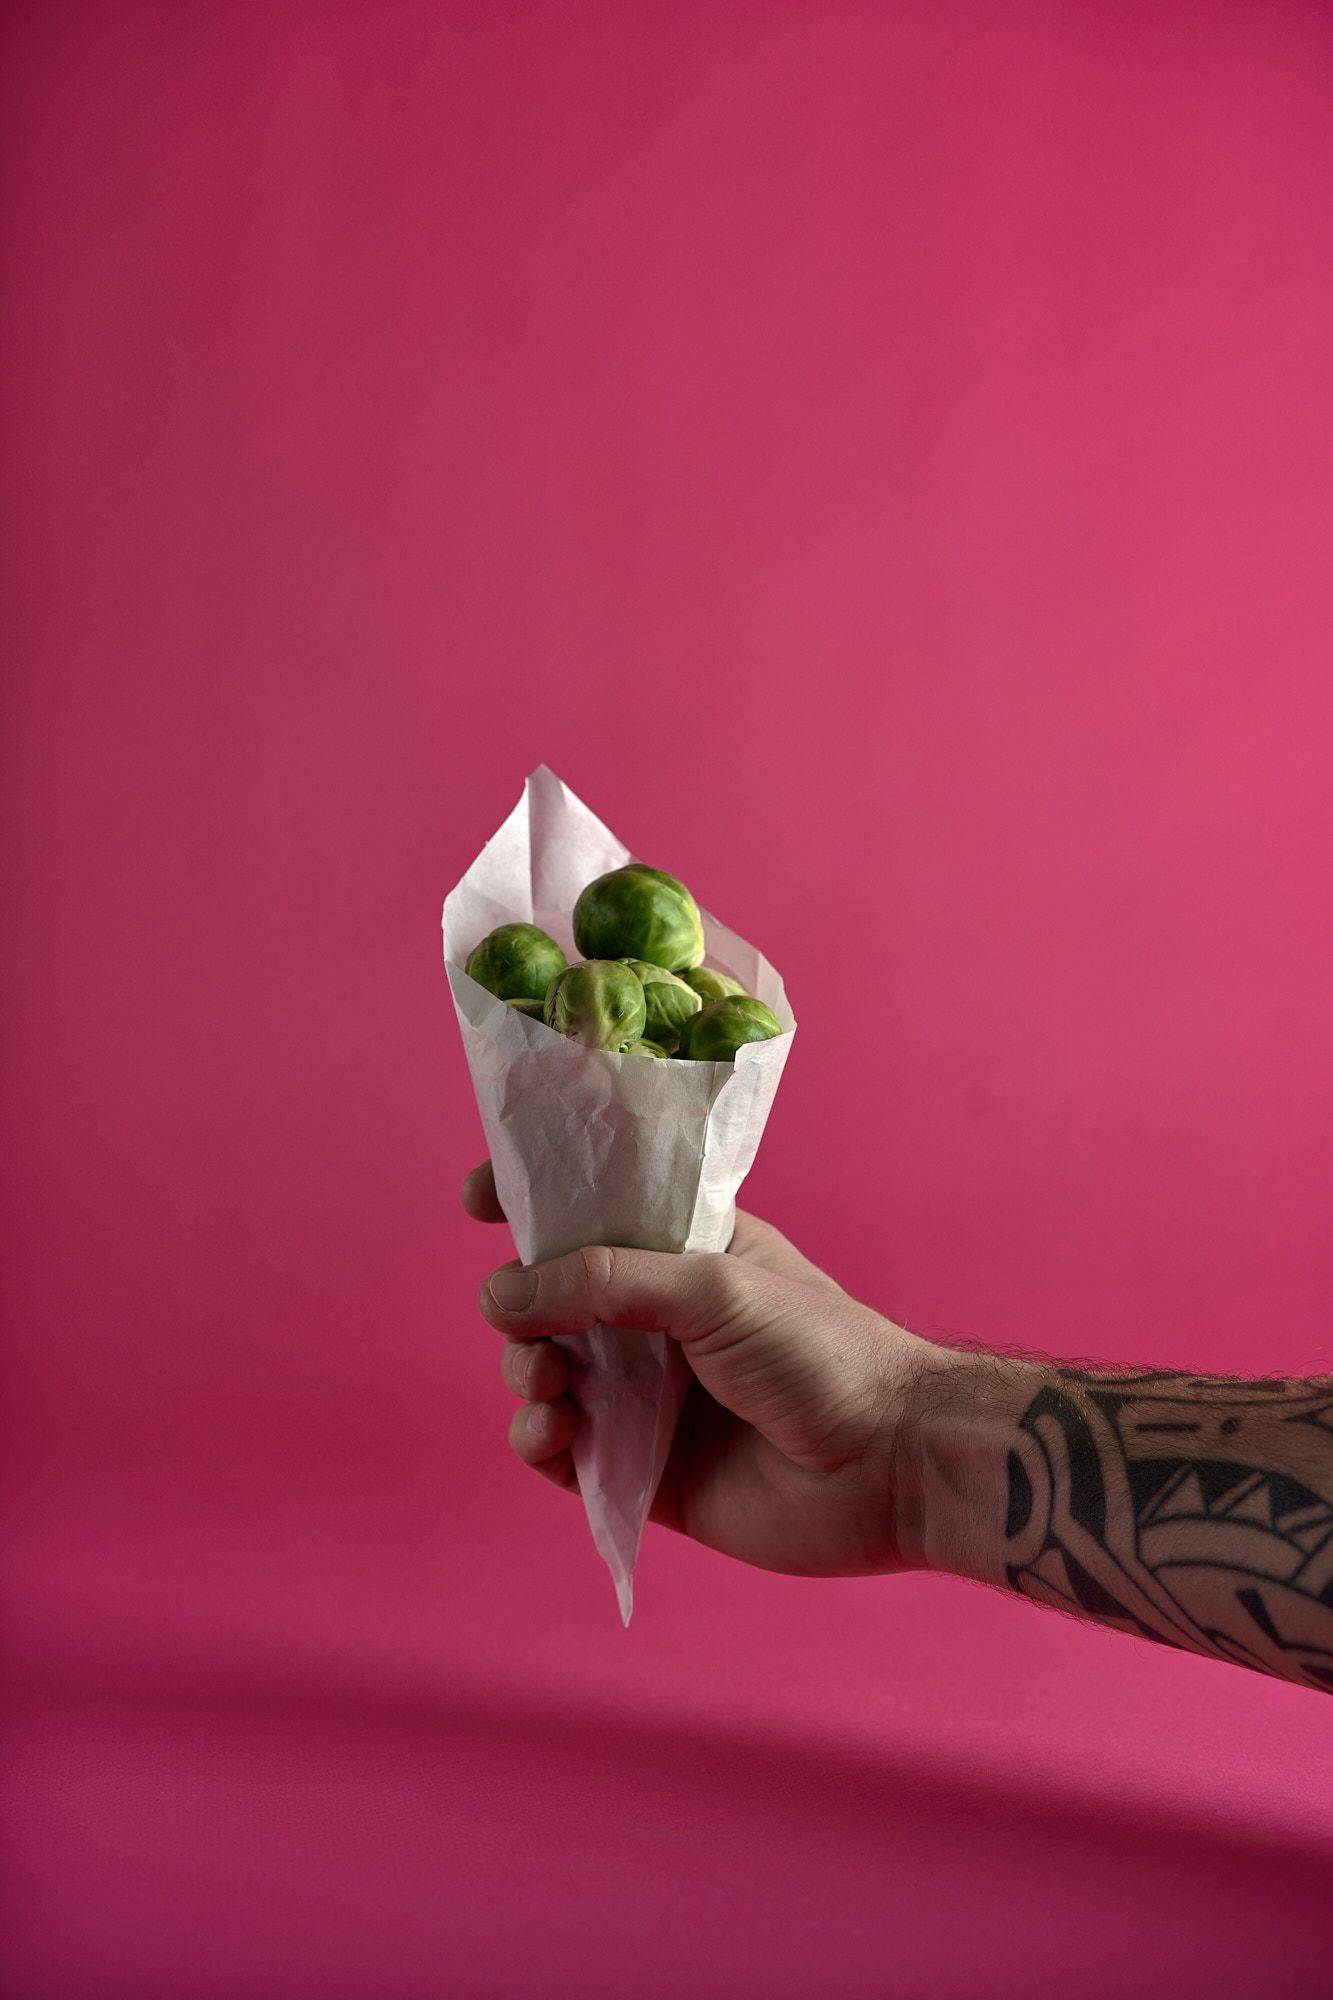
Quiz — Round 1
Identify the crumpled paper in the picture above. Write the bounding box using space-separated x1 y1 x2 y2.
443 767 795 1621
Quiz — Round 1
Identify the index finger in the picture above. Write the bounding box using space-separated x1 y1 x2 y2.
461 1160 506 1223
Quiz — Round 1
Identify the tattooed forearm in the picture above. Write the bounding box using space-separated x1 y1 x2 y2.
904 1354 1333 1693
1003 1372 1333 1691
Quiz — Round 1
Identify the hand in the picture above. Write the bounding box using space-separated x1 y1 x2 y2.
463 1162 933 1578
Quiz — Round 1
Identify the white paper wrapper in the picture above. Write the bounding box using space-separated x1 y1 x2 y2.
443 768 795 1621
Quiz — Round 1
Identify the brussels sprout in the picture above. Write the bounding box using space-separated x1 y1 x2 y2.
466 922 566 1003
573 865 704 971
624 1037 669 1059
677 995 782 1062
681 966 747 1005
504 997 546 1019
544 961 647 1051
620 960 702 1051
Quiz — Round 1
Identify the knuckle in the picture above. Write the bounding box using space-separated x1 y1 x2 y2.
575 1243 617 1295
699 1252 751 1325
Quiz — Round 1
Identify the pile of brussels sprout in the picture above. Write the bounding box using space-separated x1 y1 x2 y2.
464 864 782 1063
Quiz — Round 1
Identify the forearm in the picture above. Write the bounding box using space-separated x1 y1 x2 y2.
894 1345 1333 1694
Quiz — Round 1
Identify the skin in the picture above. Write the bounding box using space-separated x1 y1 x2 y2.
465 1159 932 1577
464 1164 1333 1691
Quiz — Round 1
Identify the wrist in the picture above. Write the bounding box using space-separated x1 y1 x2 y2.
892 1340 1046 1582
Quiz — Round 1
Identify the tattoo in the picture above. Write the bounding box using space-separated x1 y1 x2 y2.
1002 1371 1333 1693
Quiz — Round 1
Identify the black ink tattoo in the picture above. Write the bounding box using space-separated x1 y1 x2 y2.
1002 1372 1333 1693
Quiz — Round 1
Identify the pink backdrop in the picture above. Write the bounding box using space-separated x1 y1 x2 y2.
3 4 1331 1995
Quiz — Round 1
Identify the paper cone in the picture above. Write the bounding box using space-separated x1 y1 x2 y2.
443 768 795 1620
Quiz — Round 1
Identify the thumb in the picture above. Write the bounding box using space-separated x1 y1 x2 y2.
479 1243 745 1347
479 1244 888 1472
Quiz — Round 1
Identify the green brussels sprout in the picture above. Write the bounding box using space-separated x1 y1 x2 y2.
681 966 747 1005
544 960 647 1051
624 1037 669 1059
620 960 702 1051
677 995 782 1062
466 922 567 1003
503 997 546 1019
573 865 705 971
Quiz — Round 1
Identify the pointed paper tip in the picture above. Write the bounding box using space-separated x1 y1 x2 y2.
616 1576 634 1627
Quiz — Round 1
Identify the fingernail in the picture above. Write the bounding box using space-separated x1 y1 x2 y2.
488 1266 537 1314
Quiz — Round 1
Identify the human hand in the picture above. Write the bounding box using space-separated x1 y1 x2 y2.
464 1167 1333 1690
463 1162 933 1577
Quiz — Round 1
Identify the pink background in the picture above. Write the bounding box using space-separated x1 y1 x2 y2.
3 4 1331 1995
